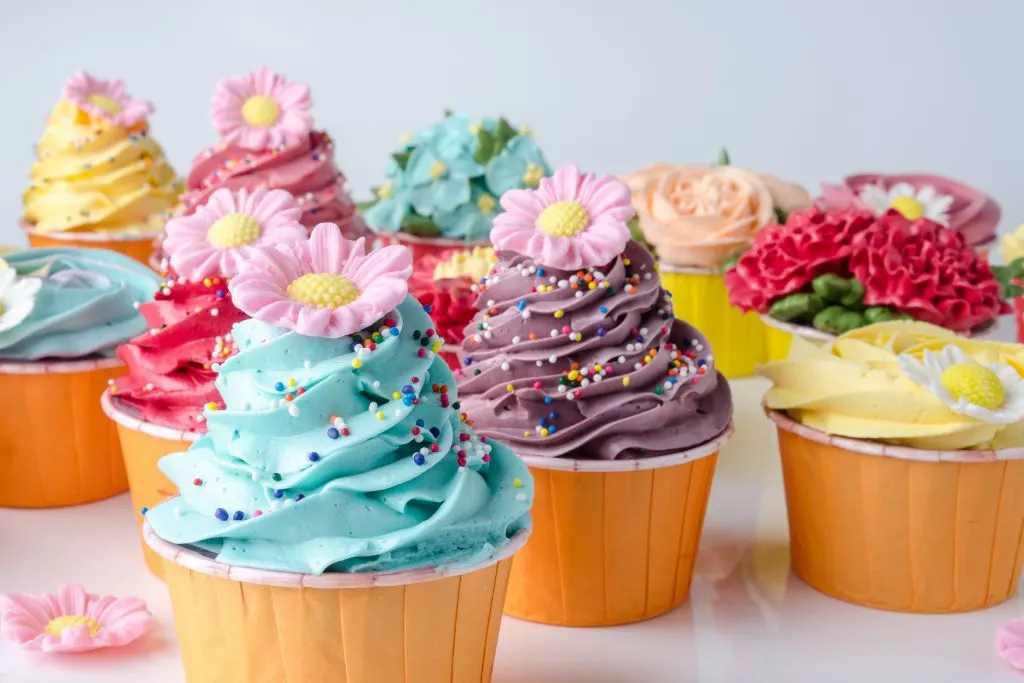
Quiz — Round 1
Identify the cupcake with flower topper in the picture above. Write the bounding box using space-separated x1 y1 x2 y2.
21 72 181 265
362 111 551 261
0 246 158 508
458 165 733 626
762 320 1024 612
151 67 367 269
140 222 532 683
407 245 497 370
817 172 1000 254
101 186 308 576
622 150 814 378
724 207 1009 349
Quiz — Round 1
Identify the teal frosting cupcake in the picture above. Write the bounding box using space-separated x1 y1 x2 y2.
0 247 158 361
363 112 551 241
146 295 533 574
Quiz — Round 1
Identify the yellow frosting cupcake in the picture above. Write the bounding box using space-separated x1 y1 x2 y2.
23 73 180 236
432 246 497 282
1000 223 1024 264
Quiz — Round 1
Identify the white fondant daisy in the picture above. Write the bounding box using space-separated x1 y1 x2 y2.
0 268 42 334
858 182 954 225
898 345 1024 424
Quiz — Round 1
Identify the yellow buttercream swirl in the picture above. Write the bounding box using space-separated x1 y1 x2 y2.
433 246 497 282
23 99 180 235
761 321 1024 450
1000 224 1024 264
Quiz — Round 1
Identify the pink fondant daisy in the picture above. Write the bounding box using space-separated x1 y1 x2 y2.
62 71 153 127
0 584 151 654
491 164 635 270
229 223 413 338
163 188 308 281
211 67 313 150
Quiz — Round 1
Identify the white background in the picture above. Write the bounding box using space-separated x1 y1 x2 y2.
0 0 1022 248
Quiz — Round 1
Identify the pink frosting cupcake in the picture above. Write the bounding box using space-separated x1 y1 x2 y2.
154 68 366 268
817 172 999 250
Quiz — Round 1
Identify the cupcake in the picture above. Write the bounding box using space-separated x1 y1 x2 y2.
102 187 307 576
0 247 158 507
458 165 733 626
363 111 551 260
762 321 1024 612
407 245 497 370
817 172 1000 254
996 224 1024 343
623 155 812 377
724 208 1009 344
143 223 532 683
22 72 181 265
153 68 367 269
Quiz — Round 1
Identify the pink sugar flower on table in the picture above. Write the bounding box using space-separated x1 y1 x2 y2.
211 66 313 150
491 164 635 270
62 71 154 127
0 584 151 654
997 617 1024 671
163 187 307 280
229 222 413 338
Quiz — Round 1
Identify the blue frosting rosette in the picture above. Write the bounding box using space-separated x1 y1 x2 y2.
363 112 551 242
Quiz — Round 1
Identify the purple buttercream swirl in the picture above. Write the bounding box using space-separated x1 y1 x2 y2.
457 240 732 461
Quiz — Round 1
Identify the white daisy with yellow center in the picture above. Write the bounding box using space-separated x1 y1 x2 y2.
859 182 954 224
898 345 1024 423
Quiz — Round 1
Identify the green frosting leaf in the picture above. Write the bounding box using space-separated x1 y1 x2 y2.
474 128 498 166
356 198 378 213
715 147 731 166
495 118 518 148
774 208 789 224
392 150 412 171
839 279 865 308
719 251 743 274
400 214 441 237
443 109 454 118
812 306 867 335
864 306 906 324
993 256 1024 299
811 274 851 304
769 293 825 323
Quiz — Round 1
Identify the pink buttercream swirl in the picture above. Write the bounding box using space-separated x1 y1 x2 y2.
180 131 368 239
817 173 999 248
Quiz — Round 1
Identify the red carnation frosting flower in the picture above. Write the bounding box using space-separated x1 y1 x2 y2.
408 252 478 348
850 212 1009 332
725 207 876 312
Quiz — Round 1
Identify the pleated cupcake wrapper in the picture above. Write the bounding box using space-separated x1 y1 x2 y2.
143 522 528 683
101 390 198 578
767 408 1024 613
376 232 489 263
0 358 128 508
505 424 733 627
22 220 159 267
658 265 791 378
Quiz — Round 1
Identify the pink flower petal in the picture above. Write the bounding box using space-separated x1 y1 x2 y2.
57 584 89 617
997 618 1024 670
310 223 358 273
347 244 412 288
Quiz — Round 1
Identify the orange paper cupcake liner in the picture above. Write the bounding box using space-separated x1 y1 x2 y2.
768 408 1024 613
505 426 732 627
101 390 198 578
144 522 528 683
25 226 158 268
376 233 488 263
0 358 128 508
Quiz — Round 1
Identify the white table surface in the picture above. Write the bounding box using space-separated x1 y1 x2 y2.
2 376 1022 683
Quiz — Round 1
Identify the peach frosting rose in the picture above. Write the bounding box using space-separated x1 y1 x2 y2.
624 163 812 269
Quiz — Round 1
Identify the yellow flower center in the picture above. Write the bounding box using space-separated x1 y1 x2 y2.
429 160 448 180
477 194 497 215
377 180 394 199
522 163 544 187
88 94 122 114
536 201 590 238
287 273 361 309
468 123 482 134
398 133 412 145
241 96 281 128
889 196 926 220
939 363 1005 410
45 615 102 639
207 213 262 248
0 301 5 316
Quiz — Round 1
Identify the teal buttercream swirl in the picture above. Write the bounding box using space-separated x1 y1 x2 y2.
0 247 158 361
363 112 551 241
146 296 533 574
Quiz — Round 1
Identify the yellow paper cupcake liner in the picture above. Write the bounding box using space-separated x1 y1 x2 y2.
660 267 792 377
